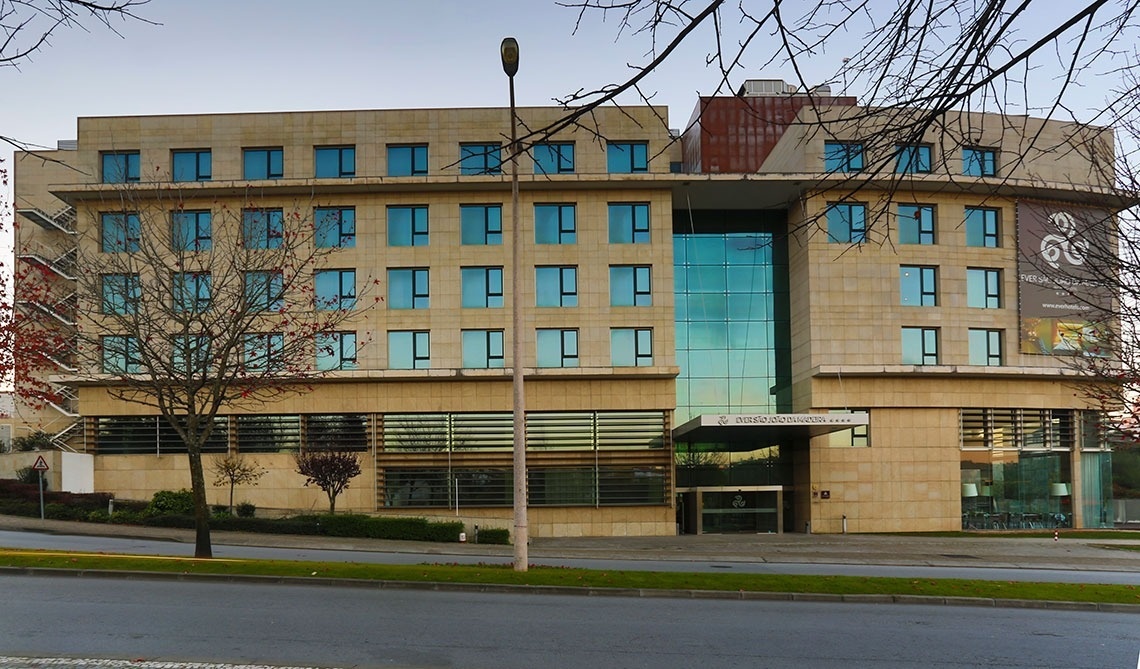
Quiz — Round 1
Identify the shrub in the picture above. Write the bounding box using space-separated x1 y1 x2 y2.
140 514 195 529
109 510 142 525
86 510 110 523
477 528 511 545
44 503 87 521
148 489 195 516
14 466 45 487
235 502 257 518
11 431 53 452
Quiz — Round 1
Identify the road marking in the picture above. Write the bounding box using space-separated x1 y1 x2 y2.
0 657 334 669
0 550 244 562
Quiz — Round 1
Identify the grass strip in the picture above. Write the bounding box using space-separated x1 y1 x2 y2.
2 548 1139 605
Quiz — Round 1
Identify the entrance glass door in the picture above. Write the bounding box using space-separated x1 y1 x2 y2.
701 490 779 533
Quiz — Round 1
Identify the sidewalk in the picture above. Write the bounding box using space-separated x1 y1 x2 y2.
3 513 1140 572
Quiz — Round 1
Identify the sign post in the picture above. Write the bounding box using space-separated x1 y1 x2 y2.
32 455 49 520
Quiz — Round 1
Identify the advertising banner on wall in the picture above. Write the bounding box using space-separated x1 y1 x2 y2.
1017 200 1114 355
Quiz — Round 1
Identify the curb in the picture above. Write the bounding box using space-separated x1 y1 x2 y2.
3 566 1138 614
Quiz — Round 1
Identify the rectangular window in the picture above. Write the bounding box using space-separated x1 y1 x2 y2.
967 268 1002 308
389 330 430 369
607 141 648 173
315 207 355 248
171 210 212 251
316 331 358 371
243 333 284 372
172 335 211 375
611 328 652 367
243 270 284 312
963 147 997 177
533 142 575 174
102 335 140 374
534 204 576 244
899 265 937 306
460 204 503 245
459 143 502 175
965 207 1000 247
828 409 870 447
101 151 140 183
823 141 863 172
537 329 579 368
895 144 933 173
243 148 284 180
535 266 578 307
387 205 429 246
608 203 650 244
462 330 505 369
101 274 140 315
610 265 652 306
314 146 355 178
387 144 428 176
969 329 1004 366
461 267 504 308
315 269 356 310
101 213 140 253
388 268 429 309
901 327 939 365
173 271 211 313
242 208 284 249
172 150 211 181
826 203 866 243
898 204 935 245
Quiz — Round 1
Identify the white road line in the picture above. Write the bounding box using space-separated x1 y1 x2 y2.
0 658 334 669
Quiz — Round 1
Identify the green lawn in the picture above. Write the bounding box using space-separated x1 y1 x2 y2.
2 548 1139 606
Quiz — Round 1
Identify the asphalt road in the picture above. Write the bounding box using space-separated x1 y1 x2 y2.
2 575 1138 669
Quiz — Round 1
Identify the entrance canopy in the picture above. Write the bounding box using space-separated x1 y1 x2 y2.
673 413 869 445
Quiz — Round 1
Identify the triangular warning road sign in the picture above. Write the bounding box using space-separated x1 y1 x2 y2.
32 455 49 471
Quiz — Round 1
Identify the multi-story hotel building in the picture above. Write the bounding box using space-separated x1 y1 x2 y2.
7 80 1119 536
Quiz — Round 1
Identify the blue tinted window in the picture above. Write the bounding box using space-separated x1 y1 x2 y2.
965 207 1000 247
101 213 140 252
968 329 1003 366
102 335 140 374
533 143 574 174
315 269 356 310
459 143 502 175
963 148 996 176
610 265 652 306
461 204 502 245
461 267 504 308
462 330 504 368
315 146 355 178
243 333 284 372
966 268 1001 308
101 274 140 315
172 211 212 251
388 206 428 246
898 204 935 245
607 142 648 173
823 142 863 172
895 144 932 173
611 328 652 367
173 272 211 313
899 266 937 306
315 207 355 248
172 150 211 181
534 204 576 244
535 266 578 307
536 329 579 368
826 203 866 243
388 268 429 309
389 330 430 369
388 144 428 176
316 331 357 370
608 203 650 243
901 327 939 364
102 151 139 183
243 148 283 180
172 335 212 375
244 271 284 312
242 209 284 249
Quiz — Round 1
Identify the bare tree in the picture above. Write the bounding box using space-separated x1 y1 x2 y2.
0 0 152 67
294 448 362 514
210 453 267 513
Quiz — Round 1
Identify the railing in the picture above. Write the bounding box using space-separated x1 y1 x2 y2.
15 206 77 235
16 244 77 281
51 419 82 452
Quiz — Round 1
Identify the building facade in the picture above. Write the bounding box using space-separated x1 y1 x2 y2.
9 81 1118 535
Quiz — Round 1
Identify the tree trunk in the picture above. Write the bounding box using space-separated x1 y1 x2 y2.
186 446 213 558
328 491 336 515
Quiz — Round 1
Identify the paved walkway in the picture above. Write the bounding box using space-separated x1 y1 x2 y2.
2 513 1139 572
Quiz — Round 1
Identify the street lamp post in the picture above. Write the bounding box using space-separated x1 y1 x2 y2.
501 36 528 572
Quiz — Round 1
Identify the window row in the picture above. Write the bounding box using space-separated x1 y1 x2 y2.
99 264 655 315
901 327 1006 366
900 266 1003 308
100 327 656 373
100 202 651 253
99 141 652 183
824 142 997 177
826 202 1000 247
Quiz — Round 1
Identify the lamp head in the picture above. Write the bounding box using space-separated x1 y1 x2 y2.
501 37 519 77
